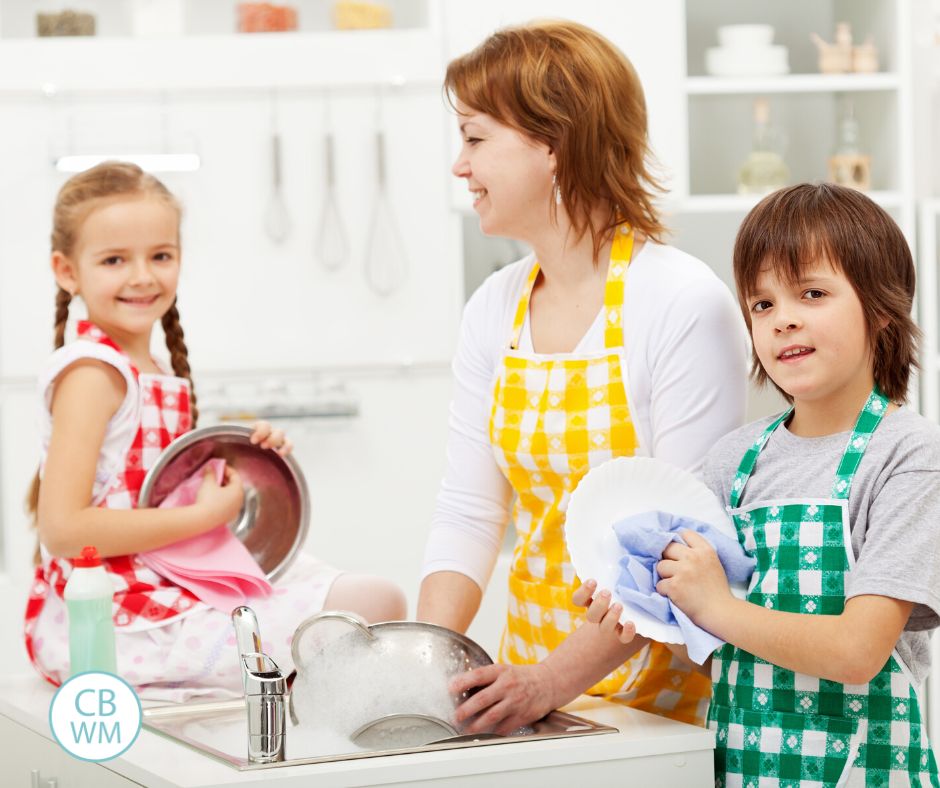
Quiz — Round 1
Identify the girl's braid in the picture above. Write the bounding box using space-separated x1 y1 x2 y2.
161 300 198 426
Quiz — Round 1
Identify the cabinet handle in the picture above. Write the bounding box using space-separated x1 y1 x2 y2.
46 780 58 788
30 769 40 788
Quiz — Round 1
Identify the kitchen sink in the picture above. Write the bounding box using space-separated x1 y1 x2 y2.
142 698 618 770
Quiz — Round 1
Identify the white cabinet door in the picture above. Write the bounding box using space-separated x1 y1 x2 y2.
0 713 142 787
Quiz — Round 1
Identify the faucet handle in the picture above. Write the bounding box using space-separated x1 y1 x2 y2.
232 605 265 682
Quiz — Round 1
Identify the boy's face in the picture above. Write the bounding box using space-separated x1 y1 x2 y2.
747 258 874 406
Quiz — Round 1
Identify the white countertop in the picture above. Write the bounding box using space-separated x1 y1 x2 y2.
0 675 714 787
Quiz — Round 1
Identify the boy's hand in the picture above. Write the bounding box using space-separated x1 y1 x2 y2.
250 420 292 457
656 530 732 627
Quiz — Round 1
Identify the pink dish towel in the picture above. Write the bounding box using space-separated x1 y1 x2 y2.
139 458 273 612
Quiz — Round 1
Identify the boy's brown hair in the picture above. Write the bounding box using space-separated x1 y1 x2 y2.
733 183 918 403
444 20 666 260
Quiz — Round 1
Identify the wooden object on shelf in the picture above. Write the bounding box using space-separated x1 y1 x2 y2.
237 3 298 33
828 154 871 191
853 37 879 74
811 23 879 74
333 1 392 30
810 22 854 73
36 9 95 37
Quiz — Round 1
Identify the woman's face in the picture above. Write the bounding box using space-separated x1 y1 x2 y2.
451 102 555 240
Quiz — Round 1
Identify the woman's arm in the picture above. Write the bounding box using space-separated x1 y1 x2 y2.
639 270 749 476
417 571 482 632
659 531 911 684
451 606 649 735
38 361 243 558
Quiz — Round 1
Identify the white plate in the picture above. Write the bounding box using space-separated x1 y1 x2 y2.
565 456 740 645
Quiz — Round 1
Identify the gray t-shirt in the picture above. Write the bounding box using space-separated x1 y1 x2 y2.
704 406 940 686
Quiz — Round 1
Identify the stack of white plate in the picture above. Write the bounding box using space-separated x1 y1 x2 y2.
705 24 789 77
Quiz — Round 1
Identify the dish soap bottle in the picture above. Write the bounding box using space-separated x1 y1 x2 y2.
65 545 117 676
737 98 789 195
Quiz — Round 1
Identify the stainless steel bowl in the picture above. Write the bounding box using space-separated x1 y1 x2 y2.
288 611 494 739
138 424 309 581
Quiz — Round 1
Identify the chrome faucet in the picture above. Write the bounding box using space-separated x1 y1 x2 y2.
232 606 287 764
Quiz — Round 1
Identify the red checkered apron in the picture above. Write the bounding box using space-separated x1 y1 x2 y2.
24 321 200 684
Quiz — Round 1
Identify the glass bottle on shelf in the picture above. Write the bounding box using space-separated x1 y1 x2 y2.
828 101 870 191
737 98 789 195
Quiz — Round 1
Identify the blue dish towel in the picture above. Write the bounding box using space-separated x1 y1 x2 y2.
611 511 755 664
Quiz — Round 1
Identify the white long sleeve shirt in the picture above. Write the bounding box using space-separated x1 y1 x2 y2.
422 242 750 591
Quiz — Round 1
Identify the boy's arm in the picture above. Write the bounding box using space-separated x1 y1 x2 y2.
701 594 911 684
659 531 912 685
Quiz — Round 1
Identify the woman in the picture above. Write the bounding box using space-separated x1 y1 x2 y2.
418 20 748 732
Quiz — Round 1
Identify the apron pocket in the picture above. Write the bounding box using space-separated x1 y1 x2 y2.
712 703 860 787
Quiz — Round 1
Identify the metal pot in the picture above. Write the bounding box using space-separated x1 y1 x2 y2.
138 424 309 581
288 612 493 744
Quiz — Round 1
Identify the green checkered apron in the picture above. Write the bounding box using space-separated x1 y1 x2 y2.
709 389 939 787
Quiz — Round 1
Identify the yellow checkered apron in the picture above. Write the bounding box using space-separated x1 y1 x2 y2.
490 227 711 725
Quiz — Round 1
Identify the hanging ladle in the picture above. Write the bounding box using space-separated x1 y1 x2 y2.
264 130 291 244
315 132 349 270
363 125 408 296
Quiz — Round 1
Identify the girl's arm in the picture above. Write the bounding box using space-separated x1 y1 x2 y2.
658 531 912 684
38 361 243 558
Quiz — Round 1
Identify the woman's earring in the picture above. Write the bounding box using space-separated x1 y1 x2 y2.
552 174 562 206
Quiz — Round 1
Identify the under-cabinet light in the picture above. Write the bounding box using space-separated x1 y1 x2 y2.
54 153 201 173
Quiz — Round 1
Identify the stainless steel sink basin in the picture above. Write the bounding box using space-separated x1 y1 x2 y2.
142 698 618 770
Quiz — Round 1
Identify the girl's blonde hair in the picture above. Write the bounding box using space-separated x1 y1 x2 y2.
28 162 198 551
444 20 667 260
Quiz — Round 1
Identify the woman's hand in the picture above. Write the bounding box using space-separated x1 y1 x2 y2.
450 663 557 735
656 530 732 627
250 420 292 456
571 579 637 645
194 465 244 527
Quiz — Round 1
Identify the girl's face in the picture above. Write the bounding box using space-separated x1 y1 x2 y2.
451 103 556 241
747 259 874 407
53 195 180 344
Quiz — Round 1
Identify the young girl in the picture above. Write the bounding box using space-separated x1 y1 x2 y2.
25 162 406 702
576 183 940 785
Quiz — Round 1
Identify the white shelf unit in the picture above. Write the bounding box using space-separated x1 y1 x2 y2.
0 1 441 92
919 201 940 426
680 0 913 229
0 0 431 38
685 72 900 95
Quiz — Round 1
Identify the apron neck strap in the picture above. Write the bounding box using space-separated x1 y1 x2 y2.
729 408 791 509
508 227 635 351
728 387 889 509
830 387 890 500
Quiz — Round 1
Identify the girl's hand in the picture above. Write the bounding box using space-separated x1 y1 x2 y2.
250 420 292 457
571 579 637 645
656 530 732 627
194 465 244 527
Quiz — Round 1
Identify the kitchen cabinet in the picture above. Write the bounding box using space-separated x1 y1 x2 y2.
0 675 715 786
0 713 141 787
